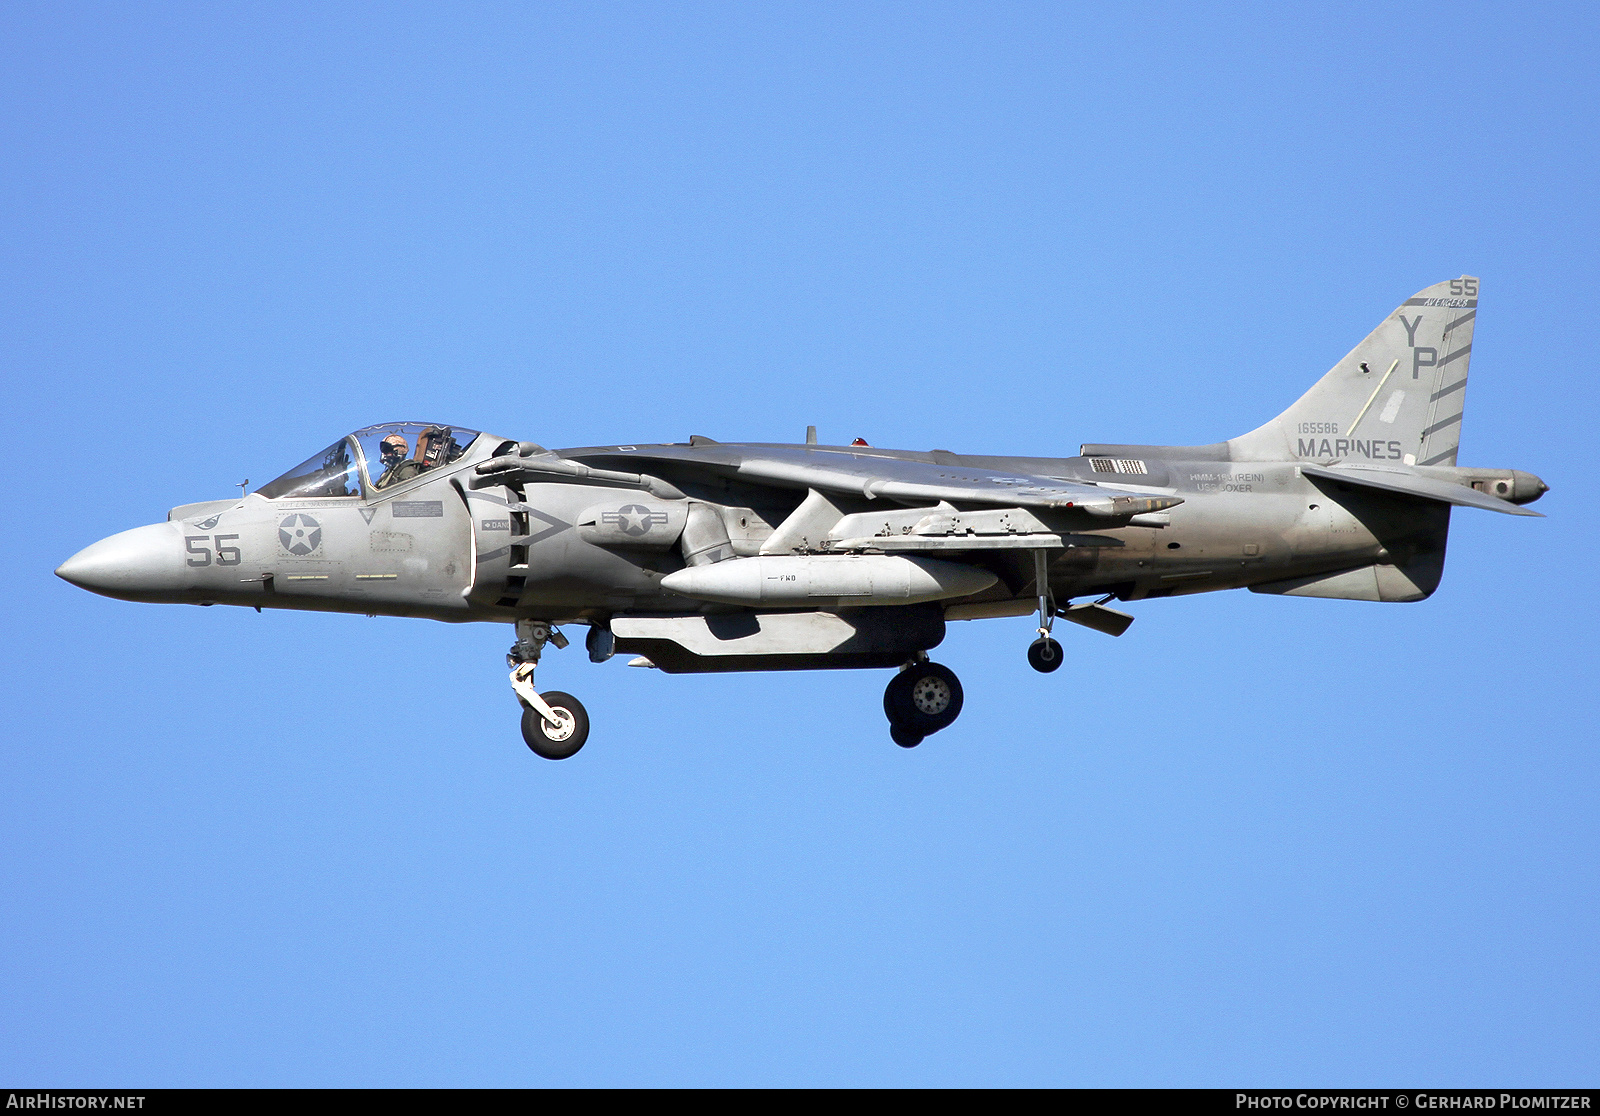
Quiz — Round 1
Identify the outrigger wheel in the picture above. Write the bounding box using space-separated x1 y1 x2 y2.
1026 550 1065 674
1027 637 1064 673
883 661 964 747
521 690 590 760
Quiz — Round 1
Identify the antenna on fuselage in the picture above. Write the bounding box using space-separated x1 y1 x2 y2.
806 425 817 445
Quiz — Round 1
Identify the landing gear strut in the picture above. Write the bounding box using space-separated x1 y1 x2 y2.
883 657 964 748
508 619 590 760
1028 549 1063 673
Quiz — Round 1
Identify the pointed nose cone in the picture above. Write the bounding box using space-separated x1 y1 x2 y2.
57 523 191 601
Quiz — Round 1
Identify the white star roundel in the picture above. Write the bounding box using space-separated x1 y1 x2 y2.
601 504 669 537
278 513 322 556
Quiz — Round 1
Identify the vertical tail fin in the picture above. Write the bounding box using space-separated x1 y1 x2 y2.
1230 277 1479 466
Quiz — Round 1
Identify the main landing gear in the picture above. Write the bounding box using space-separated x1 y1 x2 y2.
882 550 1069 747
508 619 590 760
883 657 964 748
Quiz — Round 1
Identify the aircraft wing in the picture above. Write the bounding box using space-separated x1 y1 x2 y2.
1300 463 1544 516
547 444 1183 517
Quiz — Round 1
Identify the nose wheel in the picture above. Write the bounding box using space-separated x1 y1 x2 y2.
508 619 590 760
520 689 589 759
883 660 963 747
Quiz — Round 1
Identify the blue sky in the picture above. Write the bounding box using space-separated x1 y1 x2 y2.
3 1 1596 1086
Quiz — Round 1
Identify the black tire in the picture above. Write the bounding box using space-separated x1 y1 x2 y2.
883 662 963 735
1027 637 1064 673
889 723 925 749
521 691 590 760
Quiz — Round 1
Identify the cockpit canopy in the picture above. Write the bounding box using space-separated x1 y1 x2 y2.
256 423 481 500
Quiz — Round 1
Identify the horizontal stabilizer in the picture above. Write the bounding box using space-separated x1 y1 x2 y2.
1300 464 1542 516
1059 602 1134 637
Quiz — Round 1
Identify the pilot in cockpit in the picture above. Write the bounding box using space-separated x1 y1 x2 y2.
374 434 426 490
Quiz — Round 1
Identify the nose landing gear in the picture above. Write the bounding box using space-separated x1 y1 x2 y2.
508 619 590 760
517 683 589 760
883 658 964 748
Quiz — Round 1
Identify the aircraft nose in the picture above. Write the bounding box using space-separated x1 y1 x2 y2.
56 523 191 601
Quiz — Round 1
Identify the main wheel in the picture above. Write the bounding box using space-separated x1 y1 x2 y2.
889 723 925 749
1027 637 1064 673
883 662 964 736
521 691 590 760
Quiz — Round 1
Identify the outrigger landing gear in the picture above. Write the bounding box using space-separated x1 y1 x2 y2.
1028 549 1064 673
508 619 590 760
883 656 964 748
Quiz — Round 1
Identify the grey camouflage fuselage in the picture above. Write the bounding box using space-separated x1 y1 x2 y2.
57 277 1546 753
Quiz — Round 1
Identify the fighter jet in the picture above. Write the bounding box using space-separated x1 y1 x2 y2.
57 277 1547 758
